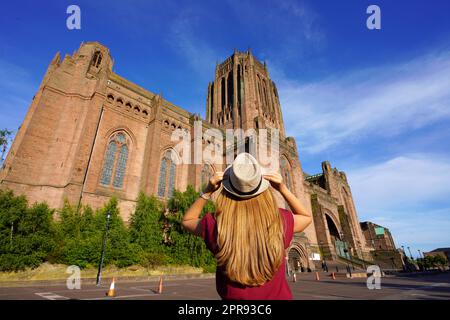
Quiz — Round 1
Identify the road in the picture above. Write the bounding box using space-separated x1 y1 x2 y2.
0 272 449 300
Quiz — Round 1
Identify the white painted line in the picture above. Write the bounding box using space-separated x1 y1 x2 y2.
35 292 70 300
51 288 107 294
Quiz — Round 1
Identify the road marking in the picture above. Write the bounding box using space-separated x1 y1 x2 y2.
86 293 160 300
421 282 450 289
35 292 70 300
50 288 107 294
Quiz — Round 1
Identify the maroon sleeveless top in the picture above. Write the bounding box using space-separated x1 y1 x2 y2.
200 208 294 300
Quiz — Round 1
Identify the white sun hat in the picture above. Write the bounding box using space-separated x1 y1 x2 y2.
222 152 270 199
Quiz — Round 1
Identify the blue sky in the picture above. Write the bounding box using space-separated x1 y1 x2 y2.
1 0 450 256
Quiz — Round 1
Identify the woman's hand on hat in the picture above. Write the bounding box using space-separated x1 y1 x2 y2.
263 172 284 192
203 171 224 195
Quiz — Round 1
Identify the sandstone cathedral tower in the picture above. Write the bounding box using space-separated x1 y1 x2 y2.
1 42 397 270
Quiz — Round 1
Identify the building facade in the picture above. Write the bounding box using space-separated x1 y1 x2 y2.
1 42 387 268
360 221 396 251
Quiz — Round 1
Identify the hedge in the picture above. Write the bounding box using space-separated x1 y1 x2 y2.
0 187 216 272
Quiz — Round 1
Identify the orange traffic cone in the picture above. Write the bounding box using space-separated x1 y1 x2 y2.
332 272 336 280
106 277 116 297
315 271 320 281
293 273 297 282
157 276 163 294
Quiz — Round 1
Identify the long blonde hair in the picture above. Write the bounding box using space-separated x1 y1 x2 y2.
214 188 284 286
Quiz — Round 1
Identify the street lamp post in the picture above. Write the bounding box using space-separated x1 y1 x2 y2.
400 246 407 271
96 211 112 286
407 246 415 272
407 246 413 260
418 249 425 259
418 249 426 271
417 249 422 271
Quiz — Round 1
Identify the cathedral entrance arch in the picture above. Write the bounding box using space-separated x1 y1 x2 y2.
287 244 309 274
325 213 350 259
325 213 341 241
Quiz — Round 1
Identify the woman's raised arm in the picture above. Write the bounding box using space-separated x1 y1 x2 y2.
182 171 223 236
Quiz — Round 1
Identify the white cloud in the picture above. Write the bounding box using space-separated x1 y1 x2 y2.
275 50 450 154
362 208 450 254
347 154 450 213
346 154 450 253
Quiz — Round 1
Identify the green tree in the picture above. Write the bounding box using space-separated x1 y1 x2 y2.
55 198 141 268
165 186 216 271
432 255 448 269
129 192 169 268
95 197 141 268
54 202 100 268
0 190 56 271
129 192 164 251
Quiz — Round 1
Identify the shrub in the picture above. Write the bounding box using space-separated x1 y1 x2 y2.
0 190 55 271
0 187 217 272
165 186 216 270
129 192 164 252
55 198 141 268
93 197 141 268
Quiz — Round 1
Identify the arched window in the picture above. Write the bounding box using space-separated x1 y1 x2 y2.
100 141 117 185
201 164 213 188
157 157 168 197
157 150 177 198
113 144 128 188
92 51 102 68
280 157 293 192
168 160 176 197
100 132 129 188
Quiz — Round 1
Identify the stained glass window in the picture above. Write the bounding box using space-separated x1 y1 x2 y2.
280 157 293 192
168 161 176 197
158 157 168 197
285 170 293 191
100 132 129 189
116 133 126 144
100 141 117 185
158 150 177 198
113 144 128 188
201 165 212 187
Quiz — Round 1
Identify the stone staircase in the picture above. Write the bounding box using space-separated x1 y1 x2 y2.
320 257 372 278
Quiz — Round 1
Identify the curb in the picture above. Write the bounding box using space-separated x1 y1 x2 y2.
0 273 216 288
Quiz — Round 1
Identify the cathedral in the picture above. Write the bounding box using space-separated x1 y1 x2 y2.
0 42 399 270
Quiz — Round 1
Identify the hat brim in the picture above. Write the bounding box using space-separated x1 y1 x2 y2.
221 165 270 199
